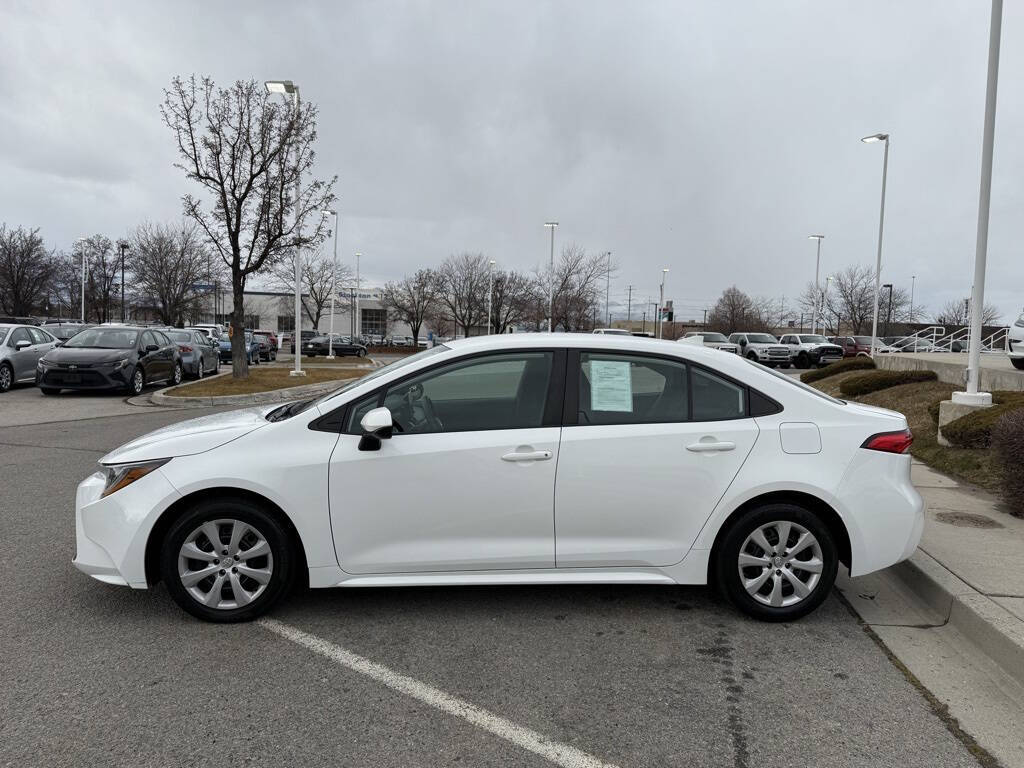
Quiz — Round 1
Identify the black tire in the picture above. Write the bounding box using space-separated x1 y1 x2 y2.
714 503 838 622
0 362 12 392
1012 358 1024 371
797 353 810 369
357 349 367 358
746 351 758 362
159 497 296 623
780 362 791 369
127 366 145 396
40 386 61 395
171 362 183 386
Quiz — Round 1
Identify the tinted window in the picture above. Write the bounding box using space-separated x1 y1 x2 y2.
746 334 777 343
154 331 172 346
28 327 51 344
167 330 192 342
578 352 688 425
692 367 747 421
382 352 553 434
9 327 32 347
344 392 381 434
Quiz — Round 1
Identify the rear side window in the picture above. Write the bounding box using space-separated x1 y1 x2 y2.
28 327 51 344
578 352 689 425
692 367 746 420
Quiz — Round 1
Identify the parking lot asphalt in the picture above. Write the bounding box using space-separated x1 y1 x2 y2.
0 407 984 768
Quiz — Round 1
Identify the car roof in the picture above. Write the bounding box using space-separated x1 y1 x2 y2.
444 332 734 364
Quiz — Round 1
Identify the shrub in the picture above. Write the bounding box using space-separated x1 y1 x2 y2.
941 392 1024 448
992 409 1024 518
838 369 937 398
800 356 876 384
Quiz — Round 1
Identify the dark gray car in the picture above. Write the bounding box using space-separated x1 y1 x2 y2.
0 324 59 392
162 328 220 378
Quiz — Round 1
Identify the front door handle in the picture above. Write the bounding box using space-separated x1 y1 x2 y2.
501 450 553 462
686 441 736 453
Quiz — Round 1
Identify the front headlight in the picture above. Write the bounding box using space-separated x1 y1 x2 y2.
103 357 131 369
100 458 171 498
38 358 54 370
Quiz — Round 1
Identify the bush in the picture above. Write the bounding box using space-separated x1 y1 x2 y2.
838 369 937 398
992 409 1024 518
800 356 876 384
941 392 1024 448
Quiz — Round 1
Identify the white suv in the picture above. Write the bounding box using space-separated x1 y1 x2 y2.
777 334 845 369
728 332 791 368
1008 313 1024 370
681 331 739 353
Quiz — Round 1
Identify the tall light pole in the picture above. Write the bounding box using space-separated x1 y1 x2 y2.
658 268 669 339
807 235 824 334
487 259 496 334
823 276 834 334
604 251 612 326
862 133 890 356
76 237 87 322
265 79 305 376
119 241 129 323
354 253 361 342
882 283 894 337
544 222 558 331
322 209 339 358
626 285 633 328
961 0 1002 401
909 275 916 325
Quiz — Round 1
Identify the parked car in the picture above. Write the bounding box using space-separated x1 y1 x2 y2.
727 332 791 368
36 326 182 396
681 331 739 353
73 334 923 623
1007 313 1024 370
884 336 938 353
289 330 317 354
302 334 368 357
0 324 59 392
776 334 844 369
218 332 261 365
253 333 277 362
162 328 219 379
191 324 224 340
593 328 632 336
255 329 279 351
41 322 93 342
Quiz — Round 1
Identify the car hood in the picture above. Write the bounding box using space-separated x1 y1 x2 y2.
42 347 133 364
99 407 273 465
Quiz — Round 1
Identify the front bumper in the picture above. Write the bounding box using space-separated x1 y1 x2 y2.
37 365 132 390
73 467 182 589
1007 333 1024 358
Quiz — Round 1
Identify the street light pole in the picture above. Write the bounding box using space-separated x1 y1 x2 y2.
119 241 128 323
77 237 87 323
355 253 361 342
807 235 824 334
658 268 669 339
962 0 1002 400
862 133 890 356
544 222 558 332
910 275 916 324
605 251 612 326
882 283 893 337
323 209 339 358
265 79 305 376
626 285 633 327
487 259 496 334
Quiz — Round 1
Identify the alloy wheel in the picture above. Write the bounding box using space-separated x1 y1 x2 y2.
197 358 204 379
177 519 274 610
0 364 11 391
132 368 144 395
173 364 182 385
737 520 823 608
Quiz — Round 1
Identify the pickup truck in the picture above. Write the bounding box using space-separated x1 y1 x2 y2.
777 334 844 369
727 332 791 368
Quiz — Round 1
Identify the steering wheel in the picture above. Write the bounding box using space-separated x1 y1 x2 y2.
393 383 444 433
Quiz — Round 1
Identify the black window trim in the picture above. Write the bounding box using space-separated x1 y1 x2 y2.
564 347 781 427
310 347 567 435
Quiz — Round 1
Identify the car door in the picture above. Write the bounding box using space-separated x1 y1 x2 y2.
7 327 37 381
554 351 759 567
139 331 167 380
327 349 565 574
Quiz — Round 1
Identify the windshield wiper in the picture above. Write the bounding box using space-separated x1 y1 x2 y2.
265 398 315 422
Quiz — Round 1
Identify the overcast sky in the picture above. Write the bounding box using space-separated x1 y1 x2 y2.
1 0 1021 323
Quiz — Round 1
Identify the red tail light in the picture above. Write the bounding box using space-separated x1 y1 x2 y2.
180 345 193 353
861 428 913 454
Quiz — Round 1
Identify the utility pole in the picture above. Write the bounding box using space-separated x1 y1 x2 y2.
605 251 612 326
119 241 129 323
703 308 708 326
626 285 633 328
641 310 646 336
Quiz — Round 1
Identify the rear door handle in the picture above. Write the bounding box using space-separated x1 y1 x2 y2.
501 450 553 462
686 441 736 453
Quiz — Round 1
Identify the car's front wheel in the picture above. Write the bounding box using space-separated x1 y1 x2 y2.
160 498 296 622
796 352 809 369
127 366 145 396
715 503 838 622
1012 358 1024 371
0 363 12 392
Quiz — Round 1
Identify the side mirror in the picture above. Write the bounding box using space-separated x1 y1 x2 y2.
739 338 747 347
358 407 393 451
146 344 160 353
15 340 32 350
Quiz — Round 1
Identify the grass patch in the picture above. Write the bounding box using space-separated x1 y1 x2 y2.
809 376 1002 490
166 367 363 397
800 356 875 384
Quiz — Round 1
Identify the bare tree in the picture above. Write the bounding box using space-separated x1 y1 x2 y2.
129 222 210 326
542 245 609 331
271 247 352 331
71 235 119 324
437 253 489 336
161 75 335 377
0 225 54 316
48 250 83 320
383 269 439 345
488 269 533 334
707 286 760 334
935 298 1001 326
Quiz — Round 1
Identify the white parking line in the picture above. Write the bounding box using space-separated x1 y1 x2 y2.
259 618 620 768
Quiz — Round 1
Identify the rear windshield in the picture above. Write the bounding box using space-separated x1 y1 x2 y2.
701 333 728 342
65 328 138 349
166 330 192 342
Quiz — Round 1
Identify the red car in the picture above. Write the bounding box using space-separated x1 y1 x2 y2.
255 329 278 351
831 336 874 358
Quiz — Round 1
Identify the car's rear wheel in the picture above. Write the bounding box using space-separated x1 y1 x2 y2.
1012 358 1024 371
160 498 295 622
171 362 183 385
0 363 12 392
715 503 838 622
196 358 204 379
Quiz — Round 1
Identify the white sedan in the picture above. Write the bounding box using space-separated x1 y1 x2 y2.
74 334 923 623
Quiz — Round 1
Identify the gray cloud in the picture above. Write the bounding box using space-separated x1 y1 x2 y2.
1 0 1021 321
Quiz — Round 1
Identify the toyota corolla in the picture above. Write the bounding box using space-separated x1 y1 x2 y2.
73 335 923 623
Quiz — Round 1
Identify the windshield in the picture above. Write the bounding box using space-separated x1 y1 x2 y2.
312 344 450 409
798 335 829 344
852 336 873 345
166 330 192 342
701 333 728 342
746 359 845 405
746 334 777 344
64 328 138 349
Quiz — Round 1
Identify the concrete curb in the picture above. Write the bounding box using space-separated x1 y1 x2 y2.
151 376 355 407
890 549 1024 688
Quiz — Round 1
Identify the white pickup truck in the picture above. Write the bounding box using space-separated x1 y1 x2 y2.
728 332 791 368
777 333 845 369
